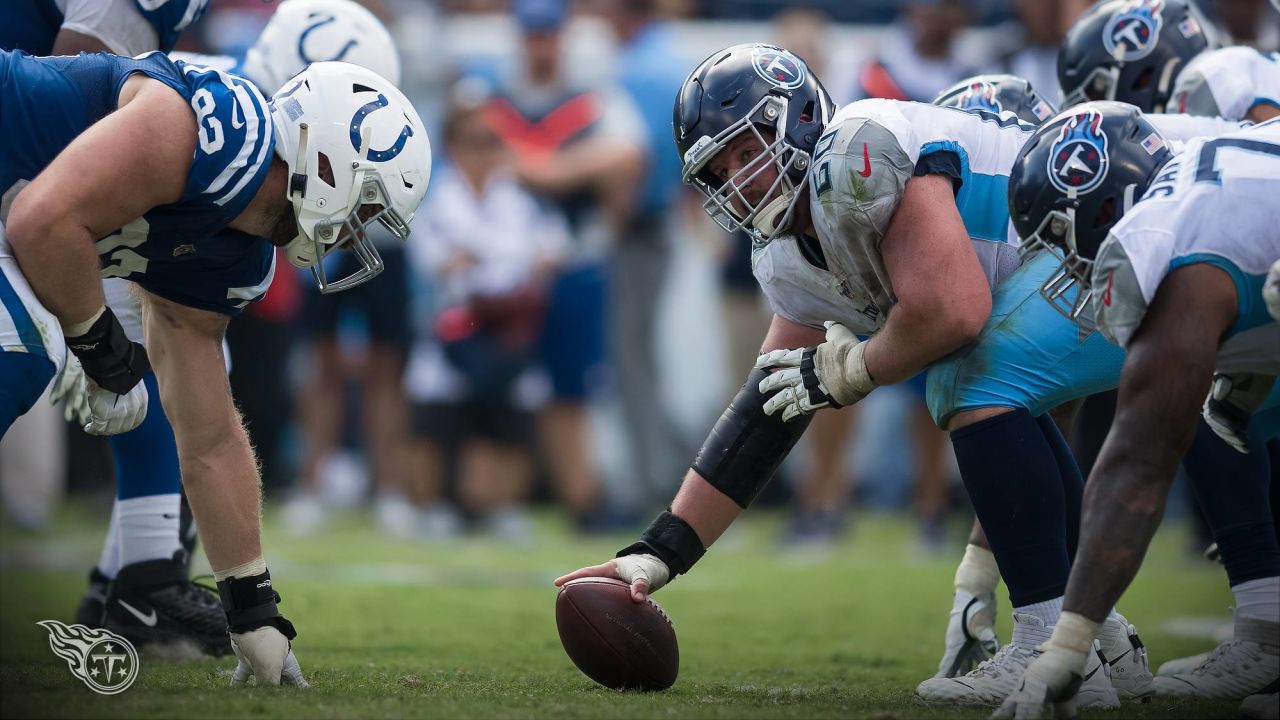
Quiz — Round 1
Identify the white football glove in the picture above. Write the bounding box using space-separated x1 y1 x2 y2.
49 352 91 426
82 377 148 436
756 322 876 422
1264 258 1280 321
230 626 308 688
991 644 1092 720
1202 373 1275 454
936 589 1000 678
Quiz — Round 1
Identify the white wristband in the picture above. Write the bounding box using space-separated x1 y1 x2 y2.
1045 611 1101 655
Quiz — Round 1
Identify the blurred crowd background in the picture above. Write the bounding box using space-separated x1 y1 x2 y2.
1 0 1276 551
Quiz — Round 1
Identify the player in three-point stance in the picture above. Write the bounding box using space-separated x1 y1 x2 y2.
994 108 1280 720
0 49 430 684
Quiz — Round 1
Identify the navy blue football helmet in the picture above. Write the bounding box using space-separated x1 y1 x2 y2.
932 74 1058 125
1058 0 1213 112
1008 101 1173 318
673 43 835 240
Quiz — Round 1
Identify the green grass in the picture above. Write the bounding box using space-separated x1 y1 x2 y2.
0 505 1242 719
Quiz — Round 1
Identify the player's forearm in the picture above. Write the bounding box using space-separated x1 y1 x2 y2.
669 469 745 549
1064 360 1205 621
5 218 107 328
863 301 983 386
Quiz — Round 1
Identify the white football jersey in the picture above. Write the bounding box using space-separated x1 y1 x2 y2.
752 100 1259 336
1172 46 1280 121
1092 120 1280 374
754 100 1035 334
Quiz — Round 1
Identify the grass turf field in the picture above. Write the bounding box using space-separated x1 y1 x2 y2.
0 504 1243 719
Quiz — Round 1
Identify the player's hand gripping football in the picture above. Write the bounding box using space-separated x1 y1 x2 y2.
991 645 1090 720
229 626 309 688
755 321 876 422
555 554 671 604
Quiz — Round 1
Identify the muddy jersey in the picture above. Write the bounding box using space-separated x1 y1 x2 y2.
1093 120 1280 374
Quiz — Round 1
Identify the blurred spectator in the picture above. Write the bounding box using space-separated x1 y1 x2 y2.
848 0 978 101
480 0 646 531
598 0 696 505
992 0 1071 105
402 85 570 542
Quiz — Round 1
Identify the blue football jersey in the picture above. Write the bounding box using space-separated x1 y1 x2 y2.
0 0 209 55
0 49 276 315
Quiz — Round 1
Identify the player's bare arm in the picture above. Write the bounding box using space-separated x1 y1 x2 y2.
555 314 824 601
861 173 991 386
6 76 194 327
1064 264 1238 622
142 291 263 571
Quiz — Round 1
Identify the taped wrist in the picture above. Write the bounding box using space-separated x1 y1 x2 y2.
692 367 812 507
617 511 705 576
216 569 297 639
64 307 150 395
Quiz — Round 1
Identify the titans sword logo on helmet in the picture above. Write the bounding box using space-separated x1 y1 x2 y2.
1048 111 1111 194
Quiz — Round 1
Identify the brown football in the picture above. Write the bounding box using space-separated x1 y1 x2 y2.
555 577 679 691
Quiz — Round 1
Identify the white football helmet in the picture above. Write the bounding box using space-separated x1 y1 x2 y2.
270 61 431 293
242 0 401 94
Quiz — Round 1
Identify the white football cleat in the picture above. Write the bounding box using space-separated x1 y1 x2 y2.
1099 613 1155 701
1152 618 1279 700
934 588 999 678
1157 649 1214 677
916 612 1120 709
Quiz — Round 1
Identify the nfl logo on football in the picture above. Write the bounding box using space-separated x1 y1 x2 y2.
37 620 140 695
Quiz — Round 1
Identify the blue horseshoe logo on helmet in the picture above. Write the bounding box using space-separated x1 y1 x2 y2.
349 94 414 162
298 15 358 64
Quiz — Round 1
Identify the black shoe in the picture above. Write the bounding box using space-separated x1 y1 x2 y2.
74 567 110 628
103 552 231 657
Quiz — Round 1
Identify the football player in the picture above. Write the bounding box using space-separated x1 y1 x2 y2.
0 47 429 686
1054 0 1280 693
995 108 1279 719
46 0 395 658
0 0 223 655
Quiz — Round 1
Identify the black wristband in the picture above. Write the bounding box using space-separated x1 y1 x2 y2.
616 511 706 576
65 308 150 395
216 569 298 639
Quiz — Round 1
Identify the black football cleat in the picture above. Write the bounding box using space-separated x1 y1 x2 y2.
103 551 231 657
74 567 110 628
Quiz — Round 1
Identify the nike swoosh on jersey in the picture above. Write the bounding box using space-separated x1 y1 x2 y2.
859 143 872 177
116 599 158 627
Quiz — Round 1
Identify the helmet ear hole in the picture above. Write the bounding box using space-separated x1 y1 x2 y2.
1132 67 1154 91
1093 197 1115 229
317 152 336 188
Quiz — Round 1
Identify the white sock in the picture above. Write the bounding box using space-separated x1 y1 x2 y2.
1232 577 1280 624
1015 596 1064 629
96 500 122 579
955 543 1000 595
117 494 183 568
